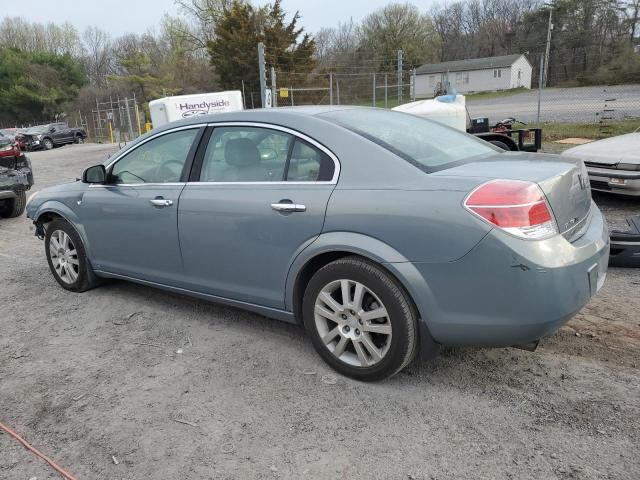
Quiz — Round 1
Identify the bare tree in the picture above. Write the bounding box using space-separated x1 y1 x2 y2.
359 2 441 69
83 26 112 87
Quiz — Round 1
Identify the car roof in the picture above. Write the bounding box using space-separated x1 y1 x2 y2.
154 106 364 131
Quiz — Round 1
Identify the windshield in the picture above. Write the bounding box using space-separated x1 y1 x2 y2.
319 109 496 171
24 126 49 134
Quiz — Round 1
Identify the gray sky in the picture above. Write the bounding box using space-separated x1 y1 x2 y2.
1 0 435 37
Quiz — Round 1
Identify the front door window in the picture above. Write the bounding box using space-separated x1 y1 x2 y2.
110 129 199 184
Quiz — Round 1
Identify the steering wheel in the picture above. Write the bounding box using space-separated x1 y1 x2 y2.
153 160 184 182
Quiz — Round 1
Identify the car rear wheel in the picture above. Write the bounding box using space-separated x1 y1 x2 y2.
45 218 100 292
489 140 511 151
0 191 26 218
303 256 418 381
74 135 84 144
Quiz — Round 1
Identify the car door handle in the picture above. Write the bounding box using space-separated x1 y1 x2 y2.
149 198 173 208
271 202 306 213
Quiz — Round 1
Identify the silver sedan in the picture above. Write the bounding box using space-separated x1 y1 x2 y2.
26 107 609 381
562 132 640 196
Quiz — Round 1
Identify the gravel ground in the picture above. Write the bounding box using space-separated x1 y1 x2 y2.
1 144 639 480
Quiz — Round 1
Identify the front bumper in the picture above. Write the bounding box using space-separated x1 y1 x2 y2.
587 166 640 196
398 203 609 347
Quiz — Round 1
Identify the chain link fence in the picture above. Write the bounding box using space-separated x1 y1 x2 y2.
261 50 639 143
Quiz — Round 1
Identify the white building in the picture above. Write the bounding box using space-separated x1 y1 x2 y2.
413 54 533 97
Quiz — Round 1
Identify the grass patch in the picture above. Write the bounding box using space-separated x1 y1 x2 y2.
355 96 433 109
540 119 639 142
465 87 529 101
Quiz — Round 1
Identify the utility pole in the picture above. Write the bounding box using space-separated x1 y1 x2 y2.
543 5 553 88
271 66 277 108
397 50 403 104
258 42 267 108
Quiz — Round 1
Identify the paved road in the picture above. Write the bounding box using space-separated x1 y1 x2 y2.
467 84 640 123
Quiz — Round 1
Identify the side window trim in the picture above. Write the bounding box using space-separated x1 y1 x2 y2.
104 125 205 186
187 121 340 184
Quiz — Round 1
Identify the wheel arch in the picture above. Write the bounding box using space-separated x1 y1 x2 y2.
286 233 429 322
34 202 92 258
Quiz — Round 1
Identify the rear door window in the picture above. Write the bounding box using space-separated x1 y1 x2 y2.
199 126 335 182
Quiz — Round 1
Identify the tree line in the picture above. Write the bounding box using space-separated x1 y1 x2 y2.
0 0 638 124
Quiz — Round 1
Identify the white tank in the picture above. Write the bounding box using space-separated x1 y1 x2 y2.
149 91 244 128
393 94 467 132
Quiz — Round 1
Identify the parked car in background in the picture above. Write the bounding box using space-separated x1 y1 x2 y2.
26 107 609 381
20 122 87 151
562 132 640 196
0 128 26 151
0 132 34 218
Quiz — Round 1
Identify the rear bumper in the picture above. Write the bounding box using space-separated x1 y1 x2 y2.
587 167 640 196
397 203 609 347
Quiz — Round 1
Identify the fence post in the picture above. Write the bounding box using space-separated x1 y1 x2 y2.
258 42 267 108
95 98 101 140
329 73 333 105
133 92 141 137
412 68 416 101
241 80 247 109
372 73 376 107
124 96 134 141
397 50 403 104
290 86 294 106
271 67 277 108
384 73 388 108
537 55 544 126
337 78 340 105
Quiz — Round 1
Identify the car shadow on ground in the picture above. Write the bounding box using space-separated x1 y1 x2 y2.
92 278 564 390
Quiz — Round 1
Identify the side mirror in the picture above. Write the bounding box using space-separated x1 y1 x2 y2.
49 127 56 133
82 164 106 184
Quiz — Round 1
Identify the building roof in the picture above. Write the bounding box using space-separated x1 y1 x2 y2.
416 54 527 75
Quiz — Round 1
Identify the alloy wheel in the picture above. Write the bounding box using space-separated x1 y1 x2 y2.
49 230 79 284
314 279 392 367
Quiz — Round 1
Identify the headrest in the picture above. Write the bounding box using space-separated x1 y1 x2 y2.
224 138 260 167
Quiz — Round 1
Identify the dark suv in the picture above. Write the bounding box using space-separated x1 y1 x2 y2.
0 131 34 218
20 122 87 151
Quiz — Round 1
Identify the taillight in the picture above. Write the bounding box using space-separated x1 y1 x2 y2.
464 179 558 240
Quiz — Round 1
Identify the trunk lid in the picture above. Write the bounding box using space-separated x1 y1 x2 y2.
433 152 593 241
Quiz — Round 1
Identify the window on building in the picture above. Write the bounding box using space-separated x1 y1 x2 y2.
494 69 502 79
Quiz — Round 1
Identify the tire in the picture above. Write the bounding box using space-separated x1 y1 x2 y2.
489 140 511 151
74 135 84 144
0 191 26 218
43 138 54 150
44 218 100 292
303 256 418 381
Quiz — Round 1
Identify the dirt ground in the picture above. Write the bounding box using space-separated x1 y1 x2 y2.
1 144 639 480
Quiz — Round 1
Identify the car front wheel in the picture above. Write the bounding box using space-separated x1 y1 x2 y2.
45 218 99 292
43 138 54 150
0 191 26 218
303 256 418 381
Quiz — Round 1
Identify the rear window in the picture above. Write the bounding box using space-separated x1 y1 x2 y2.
319 109 496 171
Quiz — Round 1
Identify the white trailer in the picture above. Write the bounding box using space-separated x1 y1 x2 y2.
149 91 244 128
